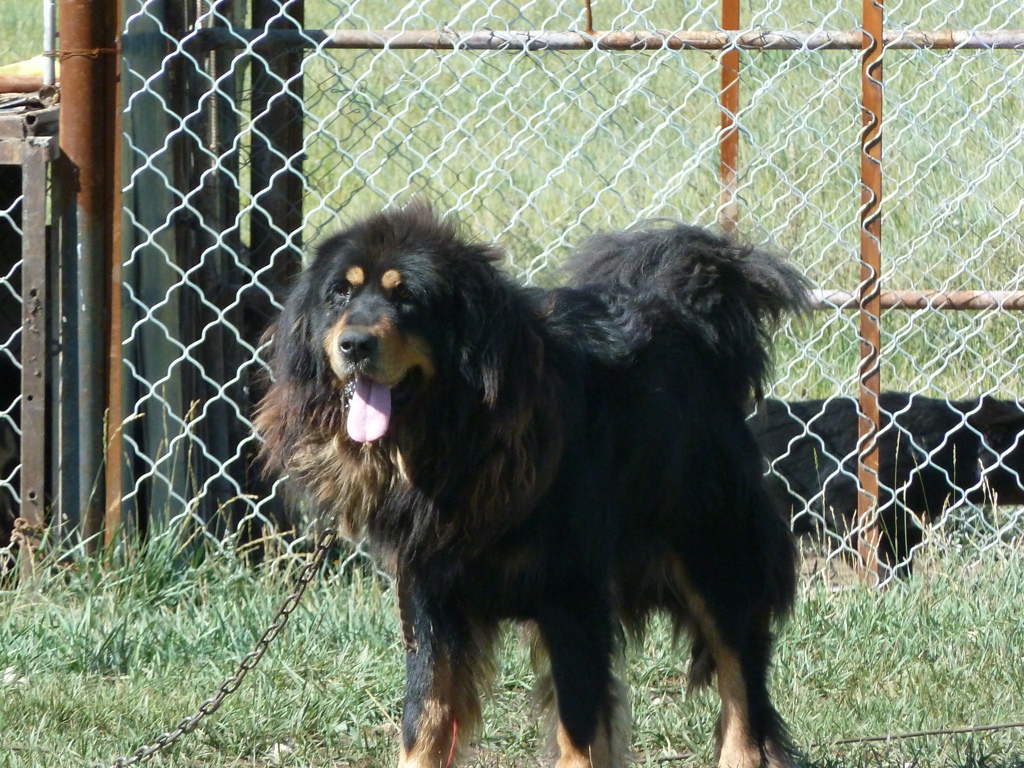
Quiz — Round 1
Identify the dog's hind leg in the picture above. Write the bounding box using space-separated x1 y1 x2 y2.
709 620 791 768
534 598 628 768
670 564 792 768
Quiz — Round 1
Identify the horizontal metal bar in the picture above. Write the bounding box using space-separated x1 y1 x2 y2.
0 141 26 163
812 289 1024 310
189 27 1024 52
0 137 58 165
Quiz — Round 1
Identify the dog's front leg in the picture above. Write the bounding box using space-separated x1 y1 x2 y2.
397 579 488 768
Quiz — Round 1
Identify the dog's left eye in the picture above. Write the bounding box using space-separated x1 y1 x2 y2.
395 286 415 303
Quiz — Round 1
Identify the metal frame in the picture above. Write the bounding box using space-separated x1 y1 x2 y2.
189 27 1024 51
105 4 1024 574
0 130 58 535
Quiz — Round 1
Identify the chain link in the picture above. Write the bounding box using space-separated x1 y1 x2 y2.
94 0 1024 626
109 529 337 768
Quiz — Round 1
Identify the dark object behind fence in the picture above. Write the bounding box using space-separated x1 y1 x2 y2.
752 393 1024 576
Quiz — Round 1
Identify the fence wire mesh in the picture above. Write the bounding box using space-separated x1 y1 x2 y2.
0 176 21 577
113 0 1024 584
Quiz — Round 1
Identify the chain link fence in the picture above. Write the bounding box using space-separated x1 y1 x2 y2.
1 108 55 578
105 0 1024 583
0 165 23 575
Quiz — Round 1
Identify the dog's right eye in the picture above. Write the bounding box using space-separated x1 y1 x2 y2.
329 281 351 304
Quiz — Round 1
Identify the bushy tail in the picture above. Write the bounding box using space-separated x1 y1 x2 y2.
566 221 810 400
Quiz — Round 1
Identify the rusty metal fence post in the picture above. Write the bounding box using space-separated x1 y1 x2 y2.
719 0 740 234
58 0 119 552
857 0 885 583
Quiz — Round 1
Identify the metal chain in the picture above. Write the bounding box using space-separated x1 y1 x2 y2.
109 529 337 768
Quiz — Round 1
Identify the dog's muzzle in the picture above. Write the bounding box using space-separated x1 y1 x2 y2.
338 328 379 366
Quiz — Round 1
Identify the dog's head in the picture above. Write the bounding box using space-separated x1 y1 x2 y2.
262 201 531 447
312 221 443 444
969 396 1024 504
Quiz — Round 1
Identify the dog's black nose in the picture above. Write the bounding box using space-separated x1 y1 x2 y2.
338 329 378 363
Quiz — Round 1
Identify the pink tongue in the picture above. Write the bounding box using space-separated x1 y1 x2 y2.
347 378 393 442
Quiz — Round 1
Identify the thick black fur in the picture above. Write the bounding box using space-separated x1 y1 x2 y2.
751 392 1024 576
257 203 808 768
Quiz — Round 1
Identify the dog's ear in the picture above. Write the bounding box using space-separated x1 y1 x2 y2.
273 312 320 382
254 275 335 470
453 254 544 409
268 277 326 384
966 397 1024 458
968 396 1024 431
478 320 545 410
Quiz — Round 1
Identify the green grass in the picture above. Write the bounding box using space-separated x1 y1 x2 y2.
2 540 1024 767
0 0 45 65
6 3 1024 766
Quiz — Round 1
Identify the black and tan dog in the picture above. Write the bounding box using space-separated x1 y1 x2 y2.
256 202 808 768
751 392 1024 576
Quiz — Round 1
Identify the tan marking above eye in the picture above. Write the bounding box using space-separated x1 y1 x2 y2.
346 266 365 287
381 269 403 290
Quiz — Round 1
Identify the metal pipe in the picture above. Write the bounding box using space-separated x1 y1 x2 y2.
857 0 885 584
59 0 119 552
719 0 741 233
43 0 56 85
105 0 124 547
190 26 1024 52
813 289 1024 311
